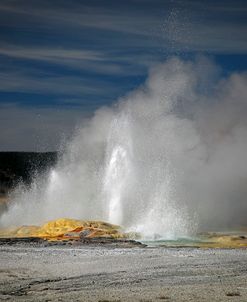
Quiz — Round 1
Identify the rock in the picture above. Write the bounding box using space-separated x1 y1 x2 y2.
78 229 93 238
0 236 146 248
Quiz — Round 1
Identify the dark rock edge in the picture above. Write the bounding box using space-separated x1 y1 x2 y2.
0 236 146 248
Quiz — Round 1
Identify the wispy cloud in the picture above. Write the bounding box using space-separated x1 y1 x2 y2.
0 47 104 62
0 0 247 53
0 45 150 76
0 1 162 38
0 69 120 98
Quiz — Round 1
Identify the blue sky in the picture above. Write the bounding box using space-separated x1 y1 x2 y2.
0 0 247 151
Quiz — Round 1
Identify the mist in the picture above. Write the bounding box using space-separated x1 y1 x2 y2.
1 56 247 239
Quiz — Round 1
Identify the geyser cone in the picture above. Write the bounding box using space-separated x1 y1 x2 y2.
0 218 127 240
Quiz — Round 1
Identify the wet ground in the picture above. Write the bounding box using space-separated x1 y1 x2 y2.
0 245 247 301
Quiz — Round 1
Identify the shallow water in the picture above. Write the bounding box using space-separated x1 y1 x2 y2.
142 237 206 247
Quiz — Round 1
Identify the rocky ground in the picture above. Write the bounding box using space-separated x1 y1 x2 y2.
0 244 247 302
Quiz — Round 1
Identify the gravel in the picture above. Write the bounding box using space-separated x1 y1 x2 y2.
0 245 247 301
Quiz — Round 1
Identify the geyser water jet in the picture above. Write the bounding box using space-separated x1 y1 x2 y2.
102 114 133 225
103 145 129 225
2 57 247 239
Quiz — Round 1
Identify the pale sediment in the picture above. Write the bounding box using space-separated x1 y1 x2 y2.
0 245 247 301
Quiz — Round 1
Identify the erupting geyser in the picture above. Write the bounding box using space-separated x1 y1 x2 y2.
102 115 133 226
1 57 247 239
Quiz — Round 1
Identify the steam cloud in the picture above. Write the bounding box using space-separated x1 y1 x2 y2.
1 56 247 239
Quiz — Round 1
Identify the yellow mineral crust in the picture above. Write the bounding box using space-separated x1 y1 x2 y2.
0 218 126 240
199 233 247 248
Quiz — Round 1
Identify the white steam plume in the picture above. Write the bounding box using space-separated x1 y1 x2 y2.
1 56 247 238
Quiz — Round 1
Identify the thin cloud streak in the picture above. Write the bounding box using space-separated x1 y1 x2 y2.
0 45 150 76
0 2 162 38
0 70 120 97
0 47 104 61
